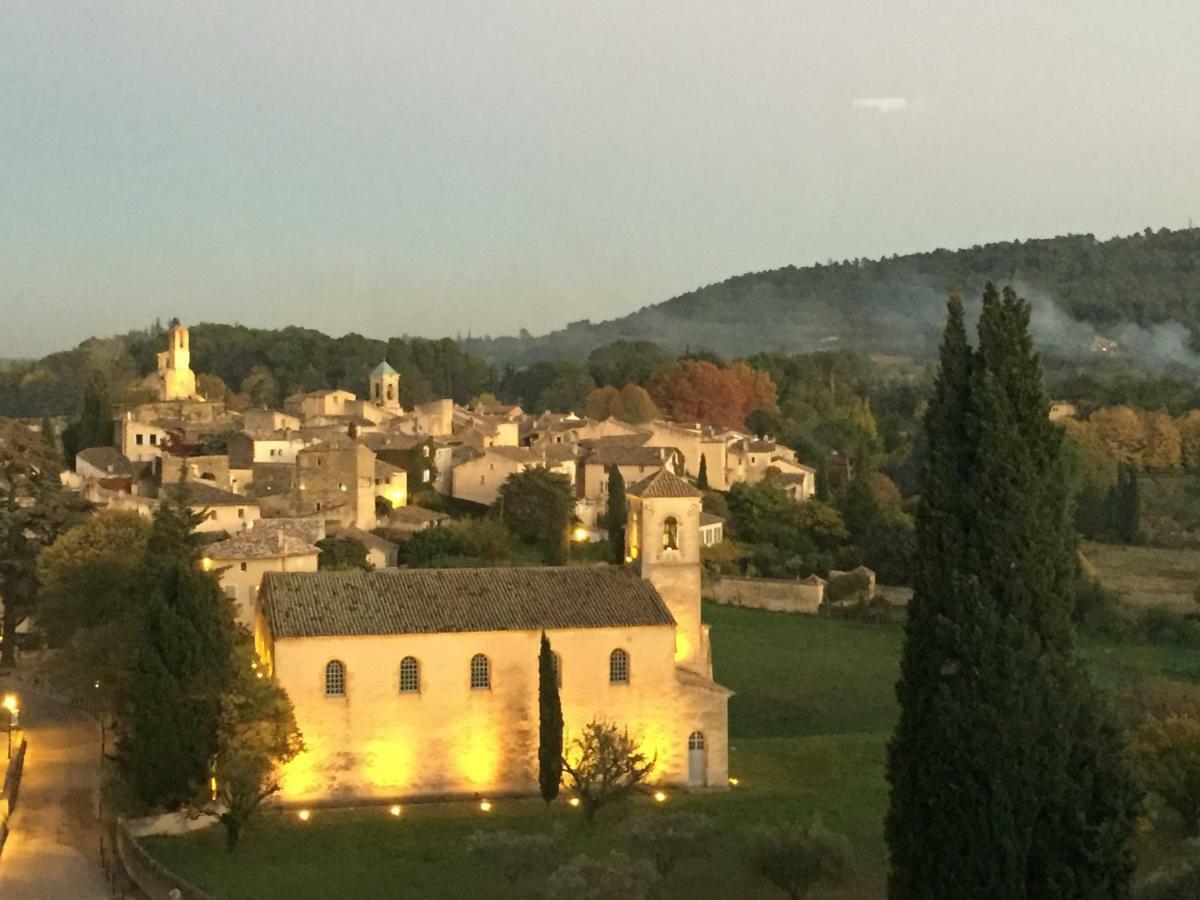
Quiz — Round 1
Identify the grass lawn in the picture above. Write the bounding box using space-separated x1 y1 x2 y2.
1082 540 1200 612
144 604 1199 899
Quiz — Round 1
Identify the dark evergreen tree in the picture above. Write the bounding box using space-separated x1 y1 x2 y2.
496 467 575 565
1106 464 1140 544
77 371 114 450
697 454 709 490
605 466 628 565
886 287 1138 900
117 498 237 809
538 632 563 805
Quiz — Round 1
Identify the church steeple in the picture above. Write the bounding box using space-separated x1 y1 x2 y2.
155 321 197 401
370 360 402 412
625 468 707 675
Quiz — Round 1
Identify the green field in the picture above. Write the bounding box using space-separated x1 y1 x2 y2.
1083 540 1200 612
144 604 1198 899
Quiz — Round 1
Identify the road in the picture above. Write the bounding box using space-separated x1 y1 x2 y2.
0 679 109 899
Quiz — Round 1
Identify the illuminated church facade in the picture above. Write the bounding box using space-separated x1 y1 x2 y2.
256 468 730 804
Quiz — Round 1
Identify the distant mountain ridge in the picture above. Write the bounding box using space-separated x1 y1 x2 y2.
462 227 1200 368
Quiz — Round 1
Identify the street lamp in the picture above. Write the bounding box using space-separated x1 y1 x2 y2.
3 693 19 760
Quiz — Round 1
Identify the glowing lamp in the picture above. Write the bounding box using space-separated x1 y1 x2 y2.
568 798 580 808
200 558 213 572
653 791 667 803
2 694 17 715
479 800 493 813
571 526 589 542
728 777 740 787
389 805 402 817
297 809 311 822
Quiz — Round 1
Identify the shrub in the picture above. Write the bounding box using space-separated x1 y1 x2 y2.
1131 715 1200 832
623 810 717 875
820 594 897 625
465 829 560 885
825 569 872 604
561 720 655 824
743 818 850 899
1136 845 1200 900
1119 677 1200 730
1138 607 1200 649
544 851 658 900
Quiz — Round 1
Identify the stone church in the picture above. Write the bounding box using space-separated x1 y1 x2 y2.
256 467 730 804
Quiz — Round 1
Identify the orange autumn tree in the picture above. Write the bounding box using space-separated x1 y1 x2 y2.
649 360 777 430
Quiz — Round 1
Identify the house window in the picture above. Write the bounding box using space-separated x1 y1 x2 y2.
239 562 247 572
663 517 679 551
609 648 629 685
422 470 431 483
324 660 346 696
479 475 485 485
135 434 144 446
399 656 420 693
470 653 490 690
149 434 158 445
237 508 245 519
209 510 218 520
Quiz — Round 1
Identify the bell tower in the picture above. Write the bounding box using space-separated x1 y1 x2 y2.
626 468 707 675
369 361 402 412
156 320 197 401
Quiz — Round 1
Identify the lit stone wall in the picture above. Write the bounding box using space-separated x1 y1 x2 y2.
208 552 319 628
270 624 728 804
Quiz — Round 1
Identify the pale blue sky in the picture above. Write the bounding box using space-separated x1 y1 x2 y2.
3 1 1199 357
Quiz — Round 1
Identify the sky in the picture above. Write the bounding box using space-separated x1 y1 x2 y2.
3 1 1200 358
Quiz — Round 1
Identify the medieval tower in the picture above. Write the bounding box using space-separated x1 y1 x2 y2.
156 320 197 401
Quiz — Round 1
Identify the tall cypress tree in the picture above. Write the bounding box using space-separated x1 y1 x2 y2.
886 286 1138 899
697 454 709 490
606 466 628 565
537 632 563 805
117 498 237 809
78 371 114 450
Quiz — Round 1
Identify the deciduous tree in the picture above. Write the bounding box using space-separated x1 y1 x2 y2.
496 467 574 565
561 719 655 824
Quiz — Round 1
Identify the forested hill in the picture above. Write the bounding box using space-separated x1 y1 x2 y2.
462 227 1200 367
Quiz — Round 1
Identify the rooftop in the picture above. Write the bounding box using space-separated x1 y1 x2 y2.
206 530 319 561
161 481 257 507
76 446 134 476
371 360 398 376
627 467 701 499
262 566 675 639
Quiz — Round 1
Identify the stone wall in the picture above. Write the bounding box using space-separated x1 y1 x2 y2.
706 577 827 614
116 818 216 900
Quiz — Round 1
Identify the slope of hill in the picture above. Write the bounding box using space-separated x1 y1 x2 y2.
462 227 1200 368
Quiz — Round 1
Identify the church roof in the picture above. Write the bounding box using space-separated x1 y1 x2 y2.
371 360 398 376
261 566 675 639
626 468 701 499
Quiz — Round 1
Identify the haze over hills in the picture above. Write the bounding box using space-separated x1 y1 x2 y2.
462 227 1200 371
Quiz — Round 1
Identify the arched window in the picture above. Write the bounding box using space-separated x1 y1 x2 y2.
386 383 395 401
373 382 381 400
324 660 346 696
399 656 420 693
609 648 629 685
663 517 679 551
470 653 490 690
688 731 706 750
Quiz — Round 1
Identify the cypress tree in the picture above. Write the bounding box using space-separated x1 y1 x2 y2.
78 371 114 450
886 286 1138 899
1107 465 1140 544
697 454 709 490
537 632 563 805
117 498 237 809
606 466 628 565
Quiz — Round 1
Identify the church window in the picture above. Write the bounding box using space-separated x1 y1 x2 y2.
609 648 629 685
374 383 381 400
386 384 395 401
663 517 679 551
399 656 420 693
324 660 346 696
470 653 490 690
688 731 706 750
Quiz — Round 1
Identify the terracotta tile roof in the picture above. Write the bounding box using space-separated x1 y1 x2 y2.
626 468 701 499
253 516 326 544
161 482 256 507
261 566 675 638
76 446 134 476
700 512 725 527
206 531 319 560
582 445 675 467
389 505 448 524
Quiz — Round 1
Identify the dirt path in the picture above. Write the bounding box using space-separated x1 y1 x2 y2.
0 679 109 899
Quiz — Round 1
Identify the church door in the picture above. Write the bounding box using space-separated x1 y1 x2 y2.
687 731 706 786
